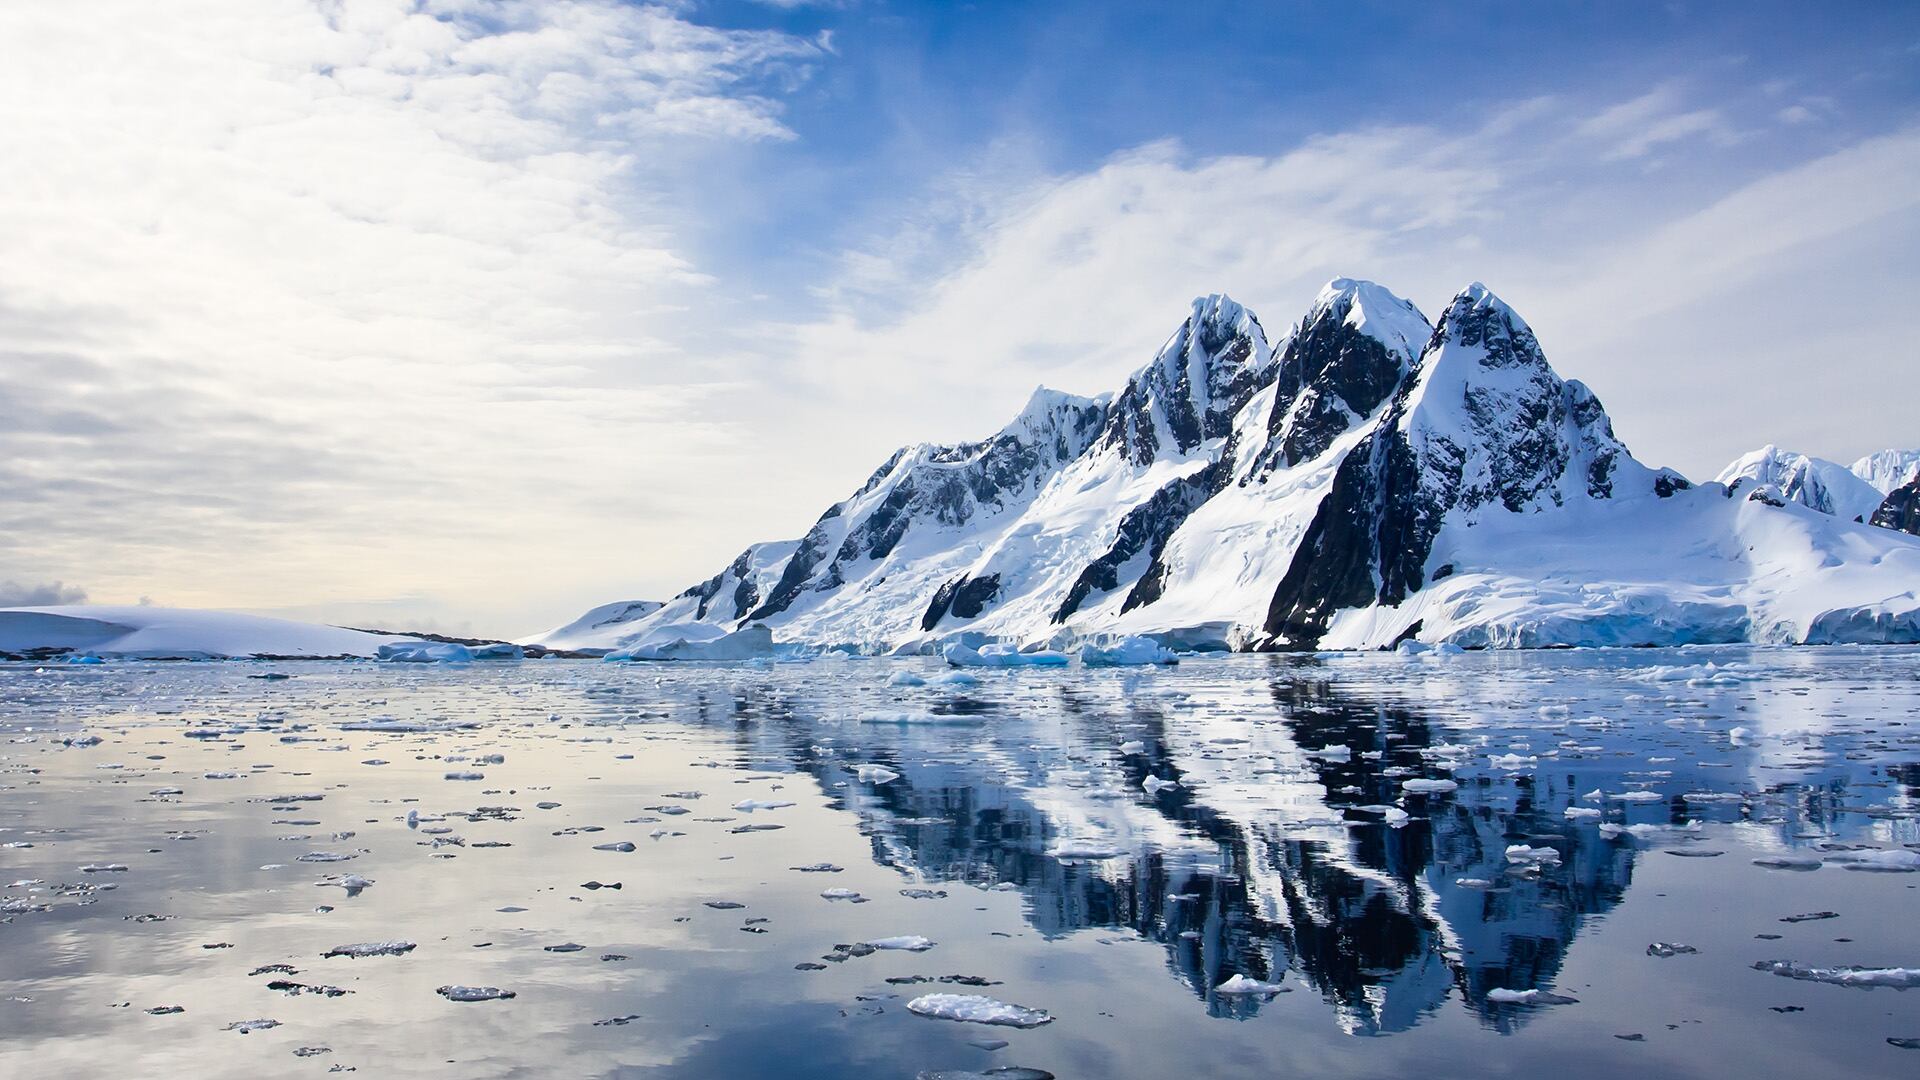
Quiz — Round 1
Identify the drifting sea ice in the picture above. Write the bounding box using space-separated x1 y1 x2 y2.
1214 974 1290 996
1751 961 1920 989
1486 988 1579 1006
906 993 1053 1028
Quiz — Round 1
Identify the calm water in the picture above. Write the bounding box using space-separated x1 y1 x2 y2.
3 648 1918 1078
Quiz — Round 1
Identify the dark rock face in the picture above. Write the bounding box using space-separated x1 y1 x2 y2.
681 549 765 622
1872 478 1920 536
1257 289 1420 475
921 573 1002 631
1096 296 1268 466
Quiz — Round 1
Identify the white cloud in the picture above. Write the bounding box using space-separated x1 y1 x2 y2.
0 0 821 633
0 580 88 607
1574 84 1739 160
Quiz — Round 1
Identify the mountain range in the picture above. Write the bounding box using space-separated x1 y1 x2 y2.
531 279 1920 655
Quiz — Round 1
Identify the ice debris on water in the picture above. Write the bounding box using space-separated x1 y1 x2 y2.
864 935 936 951
1751 961 1920 989
1214 974 1289 996
1486 988 1578 1006
1401 778 1458 795
916 1070 1055 1080
854 764 900 784
323 940 415 958
437 985 516 1001
906 993 1052 1028
224 1018 281 1033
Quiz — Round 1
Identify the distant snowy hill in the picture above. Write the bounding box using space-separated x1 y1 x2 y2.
1715 445 1886 524
0 605 428 659
1851 448 1920 494
535 279 1920 653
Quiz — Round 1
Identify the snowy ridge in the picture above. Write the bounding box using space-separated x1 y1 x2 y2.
537 279 1920 653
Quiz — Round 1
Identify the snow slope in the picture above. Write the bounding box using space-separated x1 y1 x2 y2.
0 606 426 659
537 279 1920 653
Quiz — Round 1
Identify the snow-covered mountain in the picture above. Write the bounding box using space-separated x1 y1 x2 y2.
1715 446 1886 523
536 280 1920 653
1851 448 1920 494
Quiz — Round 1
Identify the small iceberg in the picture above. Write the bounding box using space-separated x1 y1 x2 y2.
907 993 1053 1028
1079 636 1177 666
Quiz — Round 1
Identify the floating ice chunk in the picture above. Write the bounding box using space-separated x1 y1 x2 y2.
1401 778 1458 795
1823 849 1920 872
1489 754 1538 770
731 800 794 812
1505 844 1562 866
377 642 474 663
1079 636 1177 666
887 671 927 688
1214 974 1289 996
437 985 516 1001
864 936 936 951
1487 988 1578 1006
942 644 1069 668
1609 790 1665 802
1307 745 1350 762
1357 805 1410 825
593 841 636 852
854 765 900 784
323 940 415 958
1646 943 1699 957
444 771 485 781
1564 807 1603 820
907 993 1052 1028
224 1018 281 1033
930 671 979 688
79 864 128 873
297 852 356 863
1752 961 1920 989
1142 776 1177 795
1751 855 1823 871
821 888 863 901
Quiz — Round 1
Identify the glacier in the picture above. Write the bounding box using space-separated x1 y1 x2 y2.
535 279 1920 655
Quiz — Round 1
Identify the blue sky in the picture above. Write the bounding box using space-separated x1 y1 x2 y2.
1 0 1917 634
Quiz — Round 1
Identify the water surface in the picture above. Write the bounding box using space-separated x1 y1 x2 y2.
3 648 1917 1077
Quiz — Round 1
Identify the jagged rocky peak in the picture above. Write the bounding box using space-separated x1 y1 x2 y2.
1403 282 1665 513
1260 278 1431 473
1096 292 1272 464
1260 282 1679 649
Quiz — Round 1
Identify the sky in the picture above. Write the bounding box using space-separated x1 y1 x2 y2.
2 0 1917 638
